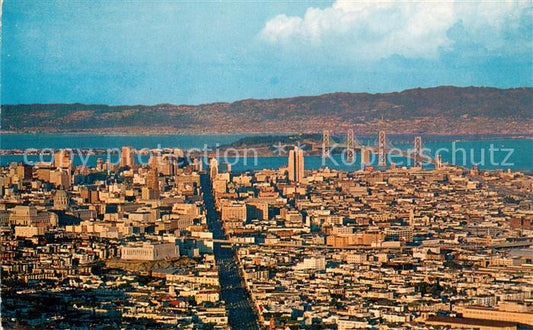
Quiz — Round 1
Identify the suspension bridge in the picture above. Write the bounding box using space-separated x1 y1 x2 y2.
318 130 442 168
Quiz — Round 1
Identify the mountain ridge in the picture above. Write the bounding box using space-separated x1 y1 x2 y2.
2 86 532 135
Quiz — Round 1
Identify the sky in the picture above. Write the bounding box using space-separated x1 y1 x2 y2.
1 0 532 105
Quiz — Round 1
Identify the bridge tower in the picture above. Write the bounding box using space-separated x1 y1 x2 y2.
378 131 386 168
322 130 330 158
346 129 354 162
414 136 422 167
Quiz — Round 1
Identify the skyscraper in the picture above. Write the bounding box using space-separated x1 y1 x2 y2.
54 149 72 170
209 158 219 179
120 146 134 168
16 162 32 179
144 168 160 200
436 154 443 169
361 147 371 165
288 146 304 183
149 154 174 176
146 168 159 191
193 158 203 172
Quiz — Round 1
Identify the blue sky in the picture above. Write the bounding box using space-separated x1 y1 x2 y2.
2 0 532 105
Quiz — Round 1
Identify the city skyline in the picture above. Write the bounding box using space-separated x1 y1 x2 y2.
2 143 532 328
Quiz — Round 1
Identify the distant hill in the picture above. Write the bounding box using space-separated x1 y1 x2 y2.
2 86 532 135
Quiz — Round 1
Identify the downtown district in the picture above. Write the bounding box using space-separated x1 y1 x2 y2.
1 145 533 329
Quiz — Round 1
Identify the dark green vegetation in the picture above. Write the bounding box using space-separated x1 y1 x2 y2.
2 86 532 134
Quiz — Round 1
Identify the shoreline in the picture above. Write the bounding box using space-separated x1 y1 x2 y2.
1 130 532 140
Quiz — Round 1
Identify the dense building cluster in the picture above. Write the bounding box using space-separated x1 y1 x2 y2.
210 158 533 329
1 150 228 329
1 146 532 329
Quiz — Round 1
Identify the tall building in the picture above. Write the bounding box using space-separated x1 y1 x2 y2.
50 169 71 189
16 162 32 179
199 158 204 172
146 168 159 191
436 154 443 169
209 158 218 179
288 146 304 183
143 168 160 200
192 158 203 172
96 158 104 171
149 154 174 176
361 147 371 165
54 149 72 170
120 146 134 168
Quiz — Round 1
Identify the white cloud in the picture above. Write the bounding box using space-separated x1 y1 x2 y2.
259 0 531 60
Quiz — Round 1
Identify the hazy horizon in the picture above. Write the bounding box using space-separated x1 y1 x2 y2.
2 85 532 107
